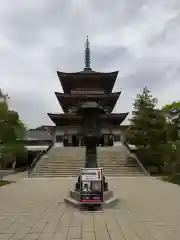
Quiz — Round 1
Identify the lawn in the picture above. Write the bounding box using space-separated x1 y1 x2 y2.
163 174 180 185
0 180 12 187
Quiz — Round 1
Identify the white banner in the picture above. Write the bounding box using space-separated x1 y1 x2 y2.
81 168 102 181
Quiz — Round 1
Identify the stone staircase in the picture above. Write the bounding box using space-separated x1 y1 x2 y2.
30 145 148 178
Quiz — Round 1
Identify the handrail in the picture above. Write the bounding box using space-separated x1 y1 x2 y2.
30 151 44 169
124 141 133 152
28 141 54 175
123 142 150 176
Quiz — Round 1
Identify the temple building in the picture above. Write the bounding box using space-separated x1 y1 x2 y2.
48 37 128 147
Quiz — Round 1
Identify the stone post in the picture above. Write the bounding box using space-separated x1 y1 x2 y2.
84 137 98 168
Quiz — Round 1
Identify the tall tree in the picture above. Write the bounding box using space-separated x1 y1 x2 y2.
0 90 27 169
0 105 26 143
162 101 180 141
127 86 166 147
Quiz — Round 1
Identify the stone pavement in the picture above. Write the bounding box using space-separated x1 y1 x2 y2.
3 171 28 182
0 177 180 239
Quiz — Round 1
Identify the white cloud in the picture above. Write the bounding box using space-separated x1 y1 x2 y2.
0 0 180 128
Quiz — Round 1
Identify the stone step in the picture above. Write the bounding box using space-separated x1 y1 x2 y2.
49 156 127 159
37 167 139 171
40 163 128 167
46 162 127 165
37 164 137 170
51 151 126 153
48 160 127 163
49 151 126 153
36 170 143 174
39 162 134 166
50 156 128 158
32 170 143 174
30 173 144 178
31 171 144 177
37 166 140 170
31 146 146 178
38 166 138 170
35 165 141 170
49 158 128 161
49 157 127 160
34 173 143 177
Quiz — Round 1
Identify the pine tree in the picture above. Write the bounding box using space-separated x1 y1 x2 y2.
127 87 169 171
128 87 165 145
162 101 180 141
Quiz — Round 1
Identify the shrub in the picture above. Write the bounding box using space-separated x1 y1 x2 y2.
0 144 28 169
133 143 173 174
167 174 180 185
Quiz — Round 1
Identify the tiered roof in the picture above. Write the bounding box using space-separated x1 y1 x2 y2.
57 70 118 94
48 113 128 126
55 92 121 113
48 37 128 127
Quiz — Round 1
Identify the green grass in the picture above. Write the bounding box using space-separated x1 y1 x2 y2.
163 174 180 185
0 180 12 187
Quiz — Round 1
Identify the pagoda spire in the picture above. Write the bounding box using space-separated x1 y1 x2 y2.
84 36 91 71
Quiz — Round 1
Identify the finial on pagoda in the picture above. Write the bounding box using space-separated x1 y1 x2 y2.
84 36 91 71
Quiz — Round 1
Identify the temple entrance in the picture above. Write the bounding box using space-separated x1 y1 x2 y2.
63 135 69 146
56 134 119 147
78 136 85 146
72 135 79 146
61 134 115 147
56 135 63 143
62 135 84 147
98 135 114 146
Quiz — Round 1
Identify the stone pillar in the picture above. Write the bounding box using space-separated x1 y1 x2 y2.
68 135 72 146
52 132 56 143
84 137 98 168
102 135 104 146
104 135 108 146
112 135 114 146
109 135 113 146
81 137 84 146
64 135 67 146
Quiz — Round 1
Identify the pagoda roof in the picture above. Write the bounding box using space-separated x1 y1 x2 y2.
47 112 128 126
55 92 121 113
57 70 118 94
101 113 128 125
47 113 82 126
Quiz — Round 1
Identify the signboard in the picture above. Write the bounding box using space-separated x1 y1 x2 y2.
80 168 103 204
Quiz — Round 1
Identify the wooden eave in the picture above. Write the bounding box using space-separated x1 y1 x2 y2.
57 71 118 94
100 113 129 125
55 92 121 113
47 113 82 126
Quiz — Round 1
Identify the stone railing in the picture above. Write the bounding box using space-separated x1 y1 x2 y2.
28 141 54 176
123 142 150 176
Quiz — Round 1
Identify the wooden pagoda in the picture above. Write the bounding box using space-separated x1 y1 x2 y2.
48 37 128 146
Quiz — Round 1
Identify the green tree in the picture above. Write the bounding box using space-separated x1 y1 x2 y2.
0 144 28 169
162 101 180 141
127 87 166 147
161 102 180 177
0 105 26 144
127 87 168 172
0 90 27 169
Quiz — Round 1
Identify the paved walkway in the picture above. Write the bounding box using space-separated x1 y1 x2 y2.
0 177 180 239
3 171 28 182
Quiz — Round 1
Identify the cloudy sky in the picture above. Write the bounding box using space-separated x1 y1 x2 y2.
1 0 180 128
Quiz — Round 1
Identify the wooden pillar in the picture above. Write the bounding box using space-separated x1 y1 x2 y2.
85 137 98 168
68 135 72 146
112 135 114 146
104 135 108 146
